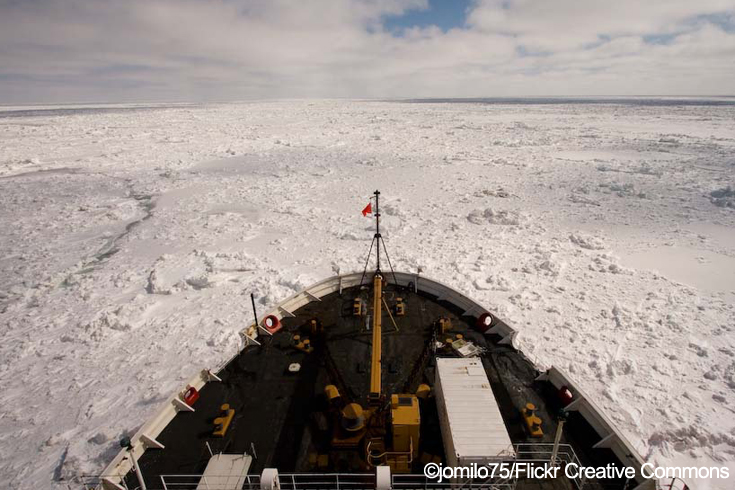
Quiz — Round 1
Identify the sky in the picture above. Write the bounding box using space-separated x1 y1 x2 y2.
0 0 734 103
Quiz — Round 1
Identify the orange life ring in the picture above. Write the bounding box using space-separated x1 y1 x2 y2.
476 312 493 333
183 386 199 406
263 315 282 333
558 386 574 406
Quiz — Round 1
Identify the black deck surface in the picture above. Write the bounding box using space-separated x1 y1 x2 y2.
126 283 633 490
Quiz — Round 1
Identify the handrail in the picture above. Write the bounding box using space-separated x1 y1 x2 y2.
160 472 376 489
658 477 690 490
365 437 414 467
513 443 584 489
392 474 517 489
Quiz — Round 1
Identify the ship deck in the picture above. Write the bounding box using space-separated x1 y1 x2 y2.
125 282 631 490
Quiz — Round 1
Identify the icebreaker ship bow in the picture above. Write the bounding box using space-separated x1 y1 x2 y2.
83 191 680 490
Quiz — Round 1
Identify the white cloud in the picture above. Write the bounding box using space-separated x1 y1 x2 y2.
468 0 734 50
0 0 732 102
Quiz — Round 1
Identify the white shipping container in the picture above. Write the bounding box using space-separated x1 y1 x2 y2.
435 357 515 467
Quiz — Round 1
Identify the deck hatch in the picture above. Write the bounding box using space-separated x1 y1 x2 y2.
194 453 252 490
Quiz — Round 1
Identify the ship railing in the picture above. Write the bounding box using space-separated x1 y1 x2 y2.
514 442 651 490
657 477 690 490
63 474 127 490
108 472 521 490
392 473 516 489
158 473 518 490
70 463 643 490
159 472 376 490
513 443 585 488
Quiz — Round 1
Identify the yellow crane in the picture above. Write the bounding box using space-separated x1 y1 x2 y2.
326 191 421 472
365 191 420 470
369 272 383 405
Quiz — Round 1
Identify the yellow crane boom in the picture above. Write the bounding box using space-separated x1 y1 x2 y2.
369 273 383 404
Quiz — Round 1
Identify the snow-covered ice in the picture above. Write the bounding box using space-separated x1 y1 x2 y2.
1 99 734 489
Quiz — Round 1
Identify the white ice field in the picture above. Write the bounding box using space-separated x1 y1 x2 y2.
0 99 734 489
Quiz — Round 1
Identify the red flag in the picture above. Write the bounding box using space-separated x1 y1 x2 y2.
362 202 372 217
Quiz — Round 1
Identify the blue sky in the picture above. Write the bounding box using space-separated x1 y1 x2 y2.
383 0 472 33
0 0 733 103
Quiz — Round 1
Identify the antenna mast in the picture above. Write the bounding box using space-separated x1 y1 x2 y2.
360 190 397 285
374 190 381 273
